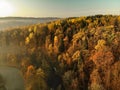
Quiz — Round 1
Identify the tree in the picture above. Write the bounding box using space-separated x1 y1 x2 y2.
25 37 30 45
92 39 114 69
89 69 105 90
62 70 74 90
53 36 59 54
114 18 120 32
91 39 114 90
59 38 65 53
25 65 35 80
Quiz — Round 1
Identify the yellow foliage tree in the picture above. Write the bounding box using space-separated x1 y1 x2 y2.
25 37 30 45
95 39 106 51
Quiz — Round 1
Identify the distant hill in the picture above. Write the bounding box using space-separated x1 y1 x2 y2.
0 17 59 30
0 17 59 20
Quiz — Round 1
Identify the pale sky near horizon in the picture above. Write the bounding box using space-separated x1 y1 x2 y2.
0 0 120 17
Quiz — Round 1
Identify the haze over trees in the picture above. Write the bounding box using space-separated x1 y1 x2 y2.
0 15 120 90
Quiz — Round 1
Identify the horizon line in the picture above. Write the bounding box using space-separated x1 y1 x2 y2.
0 14 120 18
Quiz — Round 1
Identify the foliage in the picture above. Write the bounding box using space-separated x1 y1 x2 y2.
0 15 120 90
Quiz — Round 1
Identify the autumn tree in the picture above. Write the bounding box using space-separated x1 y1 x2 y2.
91 39 114 89
92 39 114 69
89 69 105 90
114 18 120 32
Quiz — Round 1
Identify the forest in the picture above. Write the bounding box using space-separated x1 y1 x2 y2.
0 15 120 90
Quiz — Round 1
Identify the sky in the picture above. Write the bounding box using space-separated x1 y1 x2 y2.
0 0 120 17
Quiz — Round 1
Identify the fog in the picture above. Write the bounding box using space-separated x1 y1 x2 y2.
0 43 25 90
0 18 58 30
0 66 25 90
0 44 24 63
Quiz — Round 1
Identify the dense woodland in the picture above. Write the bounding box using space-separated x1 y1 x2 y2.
0 15 120 90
